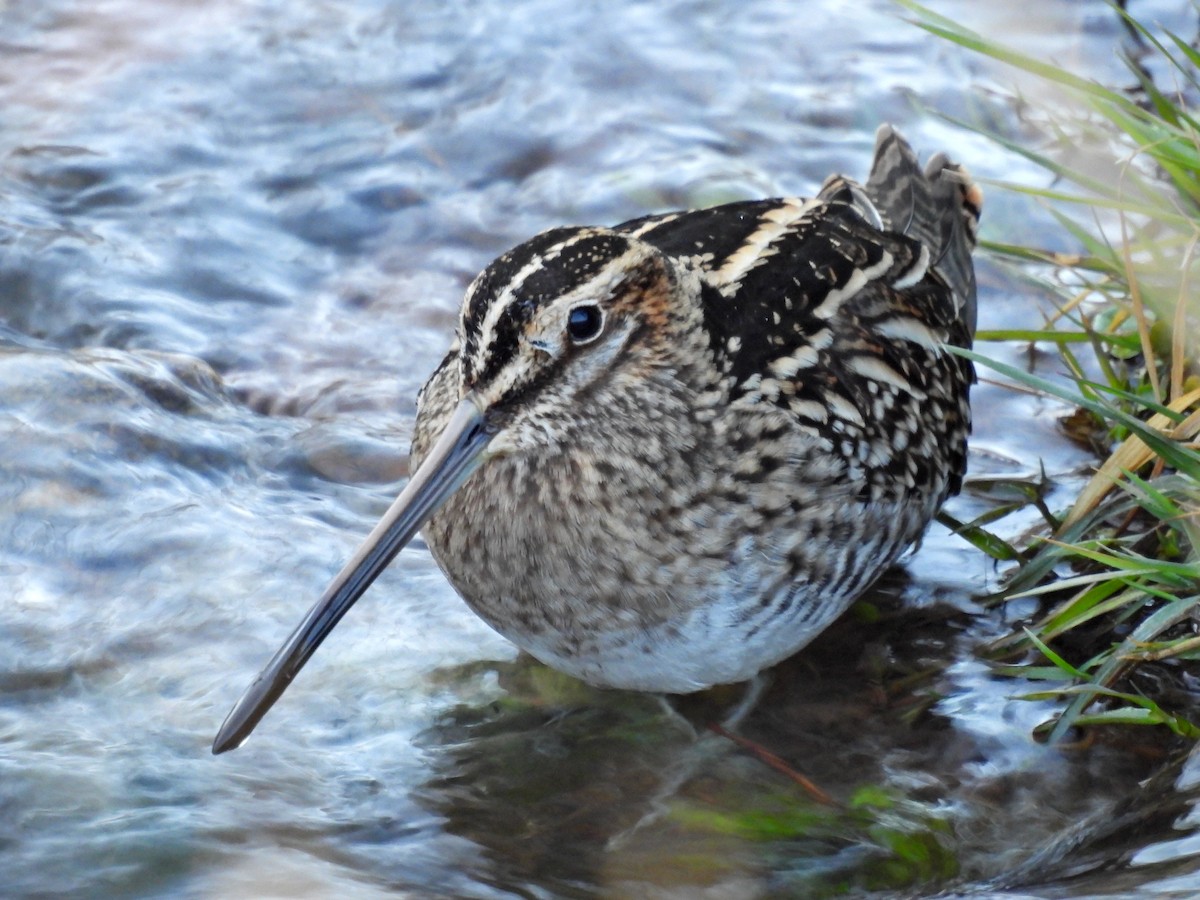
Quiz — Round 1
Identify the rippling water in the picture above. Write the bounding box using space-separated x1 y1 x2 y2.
3 1 1199 897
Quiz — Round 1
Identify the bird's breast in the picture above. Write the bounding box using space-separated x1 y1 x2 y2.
415 398 931 689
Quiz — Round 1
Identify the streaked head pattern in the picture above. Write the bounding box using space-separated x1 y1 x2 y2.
449 227 703 452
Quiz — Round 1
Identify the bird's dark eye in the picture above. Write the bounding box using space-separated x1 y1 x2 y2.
566 304 604 344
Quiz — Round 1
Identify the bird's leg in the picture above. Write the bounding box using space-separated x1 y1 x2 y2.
607 674 776 849
605 721 731 850
719 671 771 732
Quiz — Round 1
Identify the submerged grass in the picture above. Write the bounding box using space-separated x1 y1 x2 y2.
901 1 1200 741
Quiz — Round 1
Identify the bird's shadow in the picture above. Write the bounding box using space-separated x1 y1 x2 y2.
410 571 984 896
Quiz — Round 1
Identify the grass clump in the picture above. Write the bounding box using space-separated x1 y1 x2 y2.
901 1 1200 742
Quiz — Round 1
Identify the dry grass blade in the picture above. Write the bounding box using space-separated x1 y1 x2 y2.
1061 387 1200 530
905 0 1200 740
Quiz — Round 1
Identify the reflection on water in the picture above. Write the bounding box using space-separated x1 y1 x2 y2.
2 0 1199 896
413 575 1177 897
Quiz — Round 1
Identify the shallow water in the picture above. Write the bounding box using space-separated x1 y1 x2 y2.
3 0 1200 897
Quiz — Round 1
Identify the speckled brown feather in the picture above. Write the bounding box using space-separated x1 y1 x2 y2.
410 125 980 692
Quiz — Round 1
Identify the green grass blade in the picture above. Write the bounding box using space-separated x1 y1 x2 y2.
953 347 1200 474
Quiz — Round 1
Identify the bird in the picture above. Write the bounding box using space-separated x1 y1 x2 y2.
213 124 982 754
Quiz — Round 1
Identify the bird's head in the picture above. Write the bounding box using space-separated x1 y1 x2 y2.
442 226 702 455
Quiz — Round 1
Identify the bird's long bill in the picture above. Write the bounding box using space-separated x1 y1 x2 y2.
212 394 492 755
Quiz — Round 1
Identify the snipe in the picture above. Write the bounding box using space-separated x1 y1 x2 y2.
213 125 981 753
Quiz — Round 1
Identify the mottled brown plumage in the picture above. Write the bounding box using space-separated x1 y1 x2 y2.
213 125 982 752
